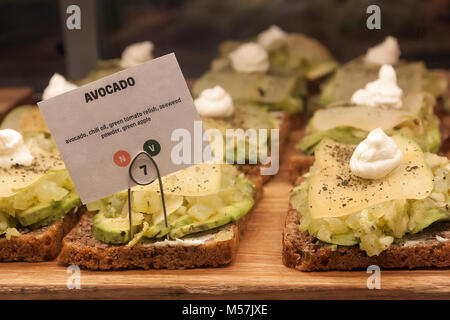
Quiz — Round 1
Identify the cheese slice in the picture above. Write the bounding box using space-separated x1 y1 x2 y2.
311 106 417 132
1 105 50 134
0 148 65 197
132 162 221 196
309 136 433 218
312 92 432 132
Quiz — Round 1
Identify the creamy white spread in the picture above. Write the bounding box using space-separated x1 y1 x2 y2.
229 42 269 73
350 128 403 180
42 73 78 100
194 86 234 118
154 234 215 246
365 36 400 65
257 25 287 50
351 64 403 109
120 41 154 69
0 129 34 169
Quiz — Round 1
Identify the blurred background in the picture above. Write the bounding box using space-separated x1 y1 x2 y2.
0 0 449 93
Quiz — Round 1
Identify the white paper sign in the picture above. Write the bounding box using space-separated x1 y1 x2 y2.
38 53 205 204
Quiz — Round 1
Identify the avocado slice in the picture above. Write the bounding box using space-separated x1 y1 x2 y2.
156 214 194 238
169 198 254 239
16 192 80 227
93 211 144 244
330 232 359 246
411 209 448 234
27 192 81 230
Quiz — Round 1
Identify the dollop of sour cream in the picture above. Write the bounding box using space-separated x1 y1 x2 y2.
257 25 287 50
229 42 269 73
351 64 403 109
0 129 34 169
350 128 403 180
194 86 234 118
120 41 154 69
42 73 78 100
364 36 400 66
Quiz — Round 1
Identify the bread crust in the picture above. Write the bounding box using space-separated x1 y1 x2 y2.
58 176 263 270
0 207 83 262
283 205 450 271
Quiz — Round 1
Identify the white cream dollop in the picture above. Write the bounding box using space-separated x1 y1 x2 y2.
0 129 34 169
120 41 154 69
257 25 287 50
42 73 78 100
194 86 234 118
229 42 269 73
364 36 400 66
351 64 403 109
350 128 403 180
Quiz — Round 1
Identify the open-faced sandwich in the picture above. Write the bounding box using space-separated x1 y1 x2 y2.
0 106 81 262
75 41 154 85
318 36 447 107
300 65 441 155
193 26 337 116
59 163 262 270
284 129 450 270
195 85 290 183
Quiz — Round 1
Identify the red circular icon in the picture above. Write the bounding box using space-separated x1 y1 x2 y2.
113 150 131 167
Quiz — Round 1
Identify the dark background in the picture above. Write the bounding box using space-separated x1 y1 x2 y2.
0 0 449 93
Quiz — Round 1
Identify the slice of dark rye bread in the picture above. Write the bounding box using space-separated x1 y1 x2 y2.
283 205 450 271
237 112 291 184
284 113 450 271
58 176 263 270
0 206 83 262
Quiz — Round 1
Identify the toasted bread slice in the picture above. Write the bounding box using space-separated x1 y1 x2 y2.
238 112 291 184
58 176 263 270
283 205 450 271
0 207 83 262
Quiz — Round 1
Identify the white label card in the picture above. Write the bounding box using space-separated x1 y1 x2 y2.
38 53 205 204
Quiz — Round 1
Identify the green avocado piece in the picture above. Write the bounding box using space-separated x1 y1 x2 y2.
27 192 81 230
143 211 182 238
144 223 163 239
93 216 128 244
93 213 143 245
424 124 441 154
330 232 359 246
411 209 448 234
169 213 230 239
156 214 194 239
314 230 359 247
16 192 80 227
93 207 145 244
16 202 59 227
169 198 254 239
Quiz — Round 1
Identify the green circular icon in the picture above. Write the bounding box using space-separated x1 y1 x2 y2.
143 139 161 157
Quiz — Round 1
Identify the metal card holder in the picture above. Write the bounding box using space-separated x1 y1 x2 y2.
127 151 168 240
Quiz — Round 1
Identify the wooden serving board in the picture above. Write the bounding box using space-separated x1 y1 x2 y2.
0 129 448 300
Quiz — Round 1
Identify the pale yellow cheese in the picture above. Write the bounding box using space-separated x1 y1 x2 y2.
132 162 221 196
309 136 433 218
311 106 417 132
1 106 50 134
311 93 432 132
0 148 65 197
